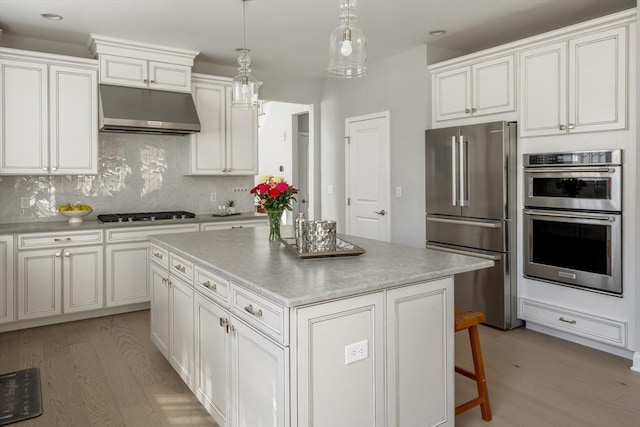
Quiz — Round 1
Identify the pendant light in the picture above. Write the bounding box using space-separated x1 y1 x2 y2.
232 0 259 109
327 0 367 78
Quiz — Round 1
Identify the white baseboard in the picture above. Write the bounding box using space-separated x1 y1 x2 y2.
632 352 640 373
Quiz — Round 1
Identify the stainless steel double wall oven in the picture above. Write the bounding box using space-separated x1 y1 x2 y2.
523 150 622 295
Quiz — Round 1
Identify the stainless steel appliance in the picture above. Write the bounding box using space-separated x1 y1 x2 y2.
425 121 521 329
99 84 201 134
97 211 196 223
523 150 622 295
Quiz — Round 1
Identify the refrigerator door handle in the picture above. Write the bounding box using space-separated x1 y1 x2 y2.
427 244 501 261
426 216 501 228
451 136 457 206
459 135 466 207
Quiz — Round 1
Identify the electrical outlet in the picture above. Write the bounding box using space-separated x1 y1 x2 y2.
344 340 368 365
210 192 217 202
20 197 30 209
232 187 248 192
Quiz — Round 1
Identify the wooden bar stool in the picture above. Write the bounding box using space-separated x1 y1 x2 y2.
454 307 492 421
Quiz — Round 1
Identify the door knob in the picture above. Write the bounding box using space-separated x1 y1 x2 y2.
301 199 308 204
374 210 386 216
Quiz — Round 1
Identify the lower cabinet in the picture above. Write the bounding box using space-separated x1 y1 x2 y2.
106 242 151 307
193 291 288 427
0 235 14 324
152 246 454 427
150 262 195 389
17 245 103 320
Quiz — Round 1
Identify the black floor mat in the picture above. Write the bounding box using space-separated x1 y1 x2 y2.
0 368 43 426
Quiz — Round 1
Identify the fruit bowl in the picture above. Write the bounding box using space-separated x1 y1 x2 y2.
59 207 93 224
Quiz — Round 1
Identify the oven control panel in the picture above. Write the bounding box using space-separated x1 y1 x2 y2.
525 150 621 167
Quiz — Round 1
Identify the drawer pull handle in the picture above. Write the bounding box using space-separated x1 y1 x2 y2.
231 226 243 229
54 237 72 242
219 317 228 328
153 252 164 260
244 304 263 317
173 264 186 273
202 280 217 291
559 316 576 325
226 324 235 334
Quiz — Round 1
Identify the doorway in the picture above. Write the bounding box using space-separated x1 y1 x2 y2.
257 101 312 225
345 111 391 241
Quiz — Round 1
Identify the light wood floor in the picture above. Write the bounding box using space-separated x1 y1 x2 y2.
1 311 639 426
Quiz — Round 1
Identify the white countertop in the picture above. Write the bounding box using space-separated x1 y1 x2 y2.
150 227 494 307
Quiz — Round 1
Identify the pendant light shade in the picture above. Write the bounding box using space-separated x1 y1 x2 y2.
327 0 367 78
232 0 259 109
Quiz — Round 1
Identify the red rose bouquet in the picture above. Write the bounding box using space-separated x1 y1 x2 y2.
250 175 298 211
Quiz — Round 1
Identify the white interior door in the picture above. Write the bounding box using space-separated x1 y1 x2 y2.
346 112 390 241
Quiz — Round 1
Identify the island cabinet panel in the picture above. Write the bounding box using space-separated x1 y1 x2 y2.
194 292 231 427
168 273 194 390
295 292 386 427
386 279 454 427
106 242 151 306
0 236 14 324
150 263 170 357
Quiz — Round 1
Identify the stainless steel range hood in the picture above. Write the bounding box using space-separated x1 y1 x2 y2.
99 84 200 135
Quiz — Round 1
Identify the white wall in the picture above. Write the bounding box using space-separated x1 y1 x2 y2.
320 45 429 247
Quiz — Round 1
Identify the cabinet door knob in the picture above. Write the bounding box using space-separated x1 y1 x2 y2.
153 252 163 259
51 166 57 171
471 108 477 113
143 79 148 84
219 317 228 328
149 80 156 84
55 252 61 257
559 124 566 131
42 167 48 171
568 123 576 129
465 108 471 114
64 252 70 257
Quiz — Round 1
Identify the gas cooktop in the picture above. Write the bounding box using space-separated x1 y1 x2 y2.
97 211 196 223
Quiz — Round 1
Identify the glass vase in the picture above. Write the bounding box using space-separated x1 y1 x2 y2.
266 210 284 241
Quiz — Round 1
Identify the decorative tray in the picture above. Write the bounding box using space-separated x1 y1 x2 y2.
211 212 241 217
279 237 366 259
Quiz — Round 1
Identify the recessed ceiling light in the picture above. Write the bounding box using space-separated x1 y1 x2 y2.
429 30 447 37
40 13 63 21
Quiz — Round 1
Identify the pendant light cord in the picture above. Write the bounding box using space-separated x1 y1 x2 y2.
242 0 246 52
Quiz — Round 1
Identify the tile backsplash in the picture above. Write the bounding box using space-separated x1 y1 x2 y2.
0 132 255 223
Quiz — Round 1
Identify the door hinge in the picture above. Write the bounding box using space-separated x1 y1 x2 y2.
347 197 351 206
345 136 350 144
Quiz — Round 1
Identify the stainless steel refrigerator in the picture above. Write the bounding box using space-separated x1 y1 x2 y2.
425 121 521 329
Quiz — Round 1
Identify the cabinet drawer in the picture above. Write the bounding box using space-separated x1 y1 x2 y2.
150 245 169 269
194 266 229 306
200 219 266 231
106 224 199 243
169 252 194 283
520 298 627 347
18 230 103 249
231 285 288 345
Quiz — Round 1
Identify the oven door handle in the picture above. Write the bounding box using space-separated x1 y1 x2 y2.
524 167 615 174
524 209 616 222
427 244 501 261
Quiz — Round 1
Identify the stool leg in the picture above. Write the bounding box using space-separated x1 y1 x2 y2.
468 324 492 421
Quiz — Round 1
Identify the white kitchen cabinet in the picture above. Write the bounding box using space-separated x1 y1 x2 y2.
150 251 195 390
106 242 151 307
150 263 170 357
99 54 192 92
0 236 14 324
16 229 103 320
200 219 266 231
62 245 104 314
0 54 98 175
168 273 195 389
296 292 385 427
386 279 454 427
183 75 258 175
432 54 515 122
194 292 231 426
17 244 103 320
519 26 627 137
105 223 199 307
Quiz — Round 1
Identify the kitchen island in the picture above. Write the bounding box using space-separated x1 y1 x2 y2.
149 227 493 427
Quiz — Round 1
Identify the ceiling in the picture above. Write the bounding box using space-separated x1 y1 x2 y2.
0 0 636 79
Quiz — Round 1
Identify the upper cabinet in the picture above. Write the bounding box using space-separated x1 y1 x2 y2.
0 50 98 175
432 54 515 123
182 74 258 176
519 26 627 137
89 34 199 93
